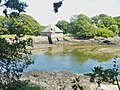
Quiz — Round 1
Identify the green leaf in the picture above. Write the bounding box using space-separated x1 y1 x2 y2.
0 0 2 4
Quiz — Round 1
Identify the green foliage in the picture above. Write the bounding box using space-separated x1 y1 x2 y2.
0 14 44 36
97 28 114 38
1 0 28 17
0 80 43 90
91 15 99 24
109 25 119 34
98 14 116 28
66 13 119 38
68 20 79 35
0 37 33 88
70 14 90 23
0 1 36 90
91 14 118 37
114 16 120 28
0 16 9 35
14 14 44 36
0 0 2 4
86 57 119 88
56 20 68 34
68 14 97 38
113 16 120 36
76 24 97 38
87 66 117 85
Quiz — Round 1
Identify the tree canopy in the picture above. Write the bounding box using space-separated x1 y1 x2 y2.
56 20 68 34
0 0 27 17
56 13 120 38
0 14 44 36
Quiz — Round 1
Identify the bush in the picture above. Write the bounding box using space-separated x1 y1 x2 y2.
97 28 114 38
0 80 44 90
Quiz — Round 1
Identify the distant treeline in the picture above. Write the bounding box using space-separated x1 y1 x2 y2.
56 14 120 38
0 14 45 36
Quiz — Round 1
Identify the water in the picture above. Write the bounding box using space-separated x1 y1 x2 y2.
25 44 120 74
25 54 120 74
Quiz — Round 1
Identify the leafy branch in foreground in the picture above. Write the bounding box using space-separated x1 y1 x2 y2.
85 57 120 89
2 80 44 90
53 0 64 13
0 0 35 90
0 37 33 89
2 0 28 17
71 77 83 90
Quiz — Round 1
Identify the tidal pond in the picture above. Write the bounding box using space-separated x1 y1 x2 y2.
25 44 120 74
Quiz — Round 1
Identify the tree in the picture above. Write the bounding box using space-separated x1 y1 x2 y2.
0 37 33 89
68 14 97 38
114 16 120 36
16 14 44 36
0 14 44 36
0 0 29 37
91 14 119 36
91 15 99 25
56 20 68 34
91 14 116 28
0 16 9 34
114 16 120 28
8 17 27 37
109 25 119 35
0 0 34 89
91 14 119 37
96 28 114 38
1 0 28 17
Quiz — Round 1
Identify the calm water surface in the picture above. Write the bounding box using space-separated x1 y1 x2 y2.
25 44 120 74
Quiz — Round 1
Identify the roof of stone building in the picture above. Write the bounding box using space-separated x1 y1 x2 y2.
41 24 63 33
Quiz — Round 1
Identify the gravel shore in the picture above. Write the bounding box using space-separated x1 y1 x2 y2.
20 70 119 90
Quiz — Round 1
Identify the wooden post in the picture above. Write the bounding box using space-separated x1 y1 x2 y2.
48 35 53 44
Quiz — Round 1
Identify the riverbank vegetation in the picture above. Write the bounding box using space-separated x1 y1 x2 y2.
0 13 120 39
0 14 45 36
56 13 120 38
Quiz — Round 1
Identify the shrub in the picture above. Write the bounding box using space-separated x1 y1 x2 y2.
0 80 44 90
97 28 114 38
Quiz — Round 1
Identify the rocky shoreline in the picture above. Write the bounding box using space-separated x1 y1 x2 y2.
27 36 120 46
64 36 120 45
20 70 118 90
27 36 120 58
24 36 120 90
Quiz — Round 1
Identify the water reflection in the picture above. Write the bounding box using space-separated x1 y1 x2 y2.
25 44 120 74
45 44 114 63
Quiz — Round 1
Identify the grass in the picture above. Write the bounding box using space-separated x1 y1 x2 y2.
0 34 35 38
0 34 16 38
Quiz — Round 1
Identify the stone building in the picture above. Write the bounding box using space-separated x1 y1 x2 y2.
41 24 63 43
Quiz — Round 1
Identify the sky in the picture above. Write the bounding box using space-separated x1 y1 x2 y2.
1 0 120 26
